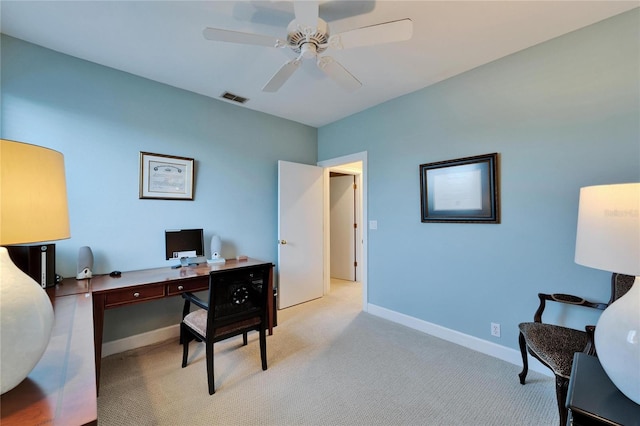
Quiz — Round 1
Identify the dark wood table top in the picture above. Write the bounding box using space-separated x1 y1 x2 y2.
567 353 640 426
55 258 272 296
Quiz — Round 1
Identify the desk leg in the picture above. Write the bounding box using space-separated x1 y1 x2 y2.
92 293 105 395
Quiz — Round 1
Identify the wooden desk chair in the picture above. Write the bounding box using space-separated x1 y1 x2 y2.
180 265 269 394
517 273 634 426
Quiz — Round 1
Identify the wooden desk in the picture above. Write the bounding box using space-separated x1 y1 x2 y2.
0 291 97 426
72 258 274 391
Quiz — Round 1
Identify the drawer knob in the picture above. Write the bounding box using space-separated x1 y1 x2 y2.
178 285 184 291
133 292 140 298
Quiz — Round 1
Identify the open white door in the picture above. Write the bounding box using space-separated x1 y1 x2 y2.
277 160 324 309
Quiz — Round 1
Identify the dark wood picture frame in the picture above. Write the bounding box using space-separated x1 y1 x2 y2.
420 153 500 223
139 152 195 200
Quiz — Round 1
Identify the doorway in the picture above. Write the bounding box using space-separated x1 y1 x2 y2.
330 173 359 281
318 152 367 312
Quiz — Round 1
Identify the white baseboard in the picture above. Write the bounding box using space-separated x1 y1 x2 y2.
102 324 180 358
367 303 553 378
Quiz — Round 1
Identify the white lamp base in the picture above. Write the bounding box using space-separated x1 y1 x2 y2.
0 247 54 394
594 277 640 404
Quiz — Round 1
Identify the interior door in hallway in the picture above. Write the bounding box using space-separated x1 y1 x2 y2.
330 174 356 281
277 160 324 309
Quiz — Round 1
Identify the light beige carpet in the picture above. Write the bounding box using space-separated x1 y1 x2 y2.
98 279 557 425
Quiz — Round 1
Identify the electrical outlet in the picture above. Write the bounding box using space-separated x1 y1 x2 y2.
491 322 501 337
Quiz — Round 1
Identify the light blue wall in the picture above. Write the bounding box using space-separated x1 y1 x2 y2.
1 35 317 341
319 10 639 349
2 9 638 350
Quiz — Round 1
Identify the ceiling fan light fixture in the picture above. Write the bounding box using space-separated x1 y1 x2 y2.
300 42 317 59
287 18 329 55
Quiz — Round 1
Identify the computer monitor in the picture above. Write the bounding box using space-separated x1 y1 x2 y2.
165 229 205 265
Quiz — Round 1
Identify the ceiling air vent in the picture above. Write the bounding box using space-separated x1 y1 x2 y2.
221 92 249 104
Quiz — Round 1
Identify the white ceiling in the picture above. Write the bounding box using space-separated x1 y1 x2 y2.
1 1 637 128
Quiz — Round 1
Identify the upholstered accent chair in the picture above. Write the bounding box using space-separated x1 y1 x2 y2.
518 273 634 426
180 265 270 394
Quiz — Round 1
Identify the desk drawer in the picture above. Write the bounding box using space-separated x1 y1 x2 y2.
167 279 208 296
104 284 165 307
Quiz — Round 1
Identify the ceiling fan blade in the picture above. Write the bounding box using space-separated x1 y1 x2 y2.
329 18 413 50
293 0 319 30
262 59 302 92
203 27 284 48
316 56 362 92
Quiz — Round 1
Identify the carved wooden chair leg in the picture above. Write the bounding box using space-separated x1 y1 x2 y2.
555 375 569 426
518 332 529 385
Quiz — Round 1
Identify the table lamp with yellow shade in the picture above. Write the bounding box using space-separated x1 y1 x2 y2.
0 139 70 394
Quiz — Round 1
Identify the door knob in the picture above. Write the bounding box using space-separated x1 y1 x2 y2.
278 239 287 245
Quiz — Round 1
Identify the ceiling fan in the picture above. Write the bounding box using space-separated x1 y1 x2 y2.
203 1 413 92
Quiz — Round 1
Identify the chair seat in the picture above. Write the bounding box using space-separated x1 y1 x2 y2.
518 322 587 378
184 309 261 338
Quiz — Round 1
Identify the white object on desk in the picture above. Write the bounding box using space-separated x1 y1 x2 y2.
209 235 225 264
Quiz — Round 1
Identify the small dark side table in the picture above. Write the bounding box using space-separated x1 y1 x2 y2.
566 353 640 426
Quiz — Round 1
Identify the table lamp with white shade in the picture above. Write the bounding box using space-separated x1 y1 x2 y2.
574 182 640 404
0 139 70 394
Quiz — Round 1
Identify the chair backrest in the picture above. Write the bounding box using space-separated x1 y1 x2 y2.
609 273 635 304
206 264 270 333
